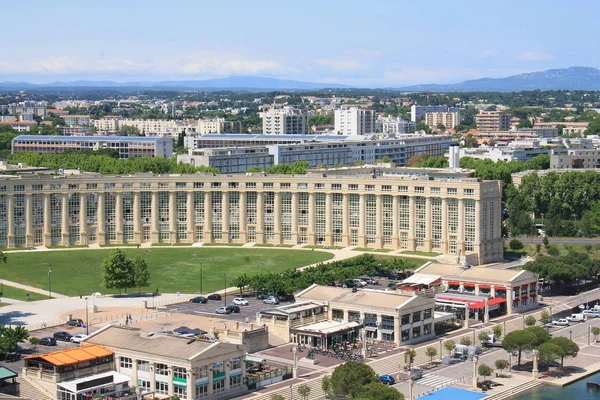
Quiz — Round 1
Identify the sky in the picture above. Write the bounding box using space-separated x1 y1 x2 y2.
1 0 599 86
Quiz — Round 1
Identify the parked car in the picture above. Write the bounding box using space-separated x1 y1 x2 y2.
39 337 57 346
342 280 357 288
552 319 570 326
352 279 368 287
387 282 398 290
226 305 241 314
582 310 600 318
70 334 88 343
232 298 248 306
361 277 379 285
190 296 208 304
263 296 280 305
53 332 73 342
215 307 231 315
378 374 396 385
409 367 423 380
66 318 84 327
257 292 278 300
566 313 585 323
207 293 222 301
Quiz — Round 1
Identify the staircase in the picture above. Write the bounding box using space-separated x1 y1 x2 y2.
16 377 53 400
484 379 542 400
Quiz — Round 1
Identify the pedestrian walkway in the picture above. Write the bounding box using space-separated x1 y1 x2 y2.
1 279 66 298
418 374 458 388
0 297 23 304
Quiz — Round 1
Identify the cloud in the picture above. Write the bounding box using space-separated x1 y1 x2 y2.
517 51 554 61
478 50 499 58
314 58 363 71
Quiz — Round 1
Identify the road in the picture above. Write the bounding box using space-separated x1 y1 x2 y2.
515 237 600 244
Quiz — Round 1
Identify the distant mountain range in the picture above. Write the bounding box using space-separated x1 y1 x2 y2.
2 67 600 92
396 67 600 92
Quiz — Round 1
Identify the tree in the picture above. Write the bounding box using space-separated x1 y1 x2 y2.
132 256 150 294
330 361 378 399
524 326 551 348
355 383 404 400
592 327 600 343
404 349 417 369
543 236 549 246
232 274 250 296
524 315 537 327
0 251 6 265
540 310 551 325
586 115 600 135
101 249 135 294
538 342 563 370
478 332 491 344
517 118 533 128
460 336 472 346
443 340 456 355
321 375 333 399
297 384 311 400
120 125 143 136
494 359 509 375
478 364 493 383
425 346 438 364
503 329 536 365
1 326 29 352
416 121 431 134
29 337 40 352
270 395 285 400
549 337 579 367
492 325 503 340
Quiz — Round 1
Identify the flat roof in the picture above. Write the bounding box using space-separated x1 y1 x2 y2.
0 366 17 380
24 344 113 367
57 371 130 393
415 263 532 283
296 284 415 309
13 135 163 142
293 320 360 335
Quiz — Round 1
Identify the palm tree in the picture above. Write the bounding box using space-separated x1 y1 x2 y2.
1 326 29 352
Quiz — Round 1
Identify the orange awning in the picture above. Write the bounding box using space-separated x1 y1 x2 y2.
25 344 113 367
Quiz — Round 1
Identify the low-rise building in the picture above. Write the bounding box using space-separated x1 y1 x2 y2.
58 126 92 136
85 325 249 400
0 121 36 132
410 105 461 122
550 148 600 169
177 147 273 173
457 146 549 162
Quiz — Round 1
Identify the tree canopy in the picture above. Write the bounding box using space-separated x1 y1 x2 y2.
330 361 379 398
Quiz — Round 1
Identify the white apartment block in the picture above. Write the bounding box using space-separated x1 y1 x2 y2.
410 105 460 122
424 112 461 129
119 119 179 137
375 116 416 135
550 148 600 169
63 115 91 127
260 107 308 135
197 118 241 134
92 117 121 132
334 107 375 136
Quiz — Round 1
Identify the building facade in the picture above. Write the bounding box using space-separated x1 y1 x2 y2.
550 148 600 169
410 105 460 122
177 148 273 174
0 121 35 132
475 111 511 132
0 171 502 263
11 135 173 159
334 107 375 136
424 112 460 129
119 119 179 137
260 107 308 135
375 116 416 135
196 118 241 134
62 115 91 127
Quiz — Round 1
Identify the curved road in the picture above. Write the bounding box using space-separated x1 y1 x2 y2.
511 237 600 244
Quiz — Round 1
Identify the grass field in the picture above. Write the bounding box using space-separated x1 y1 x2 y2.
0 248 333 297
1 285 49 301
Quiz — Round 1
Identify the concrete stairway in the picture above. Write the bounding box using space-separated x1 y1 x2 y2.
484 379 542 400
16 377 53 400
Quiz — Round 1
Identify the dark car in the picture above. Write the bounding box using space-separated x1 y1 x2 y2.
378 374 396 385
53 332 73 342
190 296 208 304
342 280 357 288
387 282 398 290
66 318 84 327
247 365 263 374
257 292 278 300
207 293 222 301
226 305 241 313
39 337 57 346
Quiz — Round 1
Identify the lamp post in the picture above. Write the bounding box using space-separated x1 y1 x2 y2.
84 297 89 335
199 260 204 294
223 274 227 306
48 268 52 298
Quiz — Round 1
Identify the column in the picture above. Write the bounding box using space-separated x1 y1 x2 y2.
204 191 212 243
42 194 51 246
239 191 247 242
407 196 416 251
474 199 482 262
441 198 448 254
325 193 333 246
307 192 316 245
150 192 159 243
392 195 399 249
186 370 194 400
97 193 106 245
224 362 231 391
186 192 194 243
506 288 513 314
168 365 174 397
457 199 465 256
149 363 156 397
131 357 139 391
424 197 432 252
274 192 282 244
394 316 401 346
115 193 123 244
291 193 298 244
6 195 14 248
169 192 177 243
358 194 366 247
25 194 33 247
221 191 230 243
133 192 141 243
341 193 349 246
79 194 88 245
375 195 383 248
256 192 264 243
61 194 69 246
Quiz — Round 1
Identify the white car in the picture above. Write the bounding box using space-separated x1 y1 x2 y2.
353 279 368 287
583 310 600 318
263 296 280 305
71 334 88 343
552 319 569 326
232 298 249 306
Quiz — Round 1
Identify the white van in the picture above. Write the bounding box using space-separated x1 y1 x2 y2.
566 313 585 323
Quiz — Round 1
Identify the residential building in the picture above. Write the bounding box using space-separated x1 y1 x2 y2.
334 107 375 136
457 146 549 163
375 116 416 135
92 117 121 132
177 147 273 174
85 325 248 400
119 119 179 137
0 170 503 264
550 148 600 169
62 115 91 127
474 128 559 144
0 101 46 117
410 105 460 122
11 135 173 159
424 112 460 129
260 107 308 135
0 121 35 132
267 142 353 166
535 122 588 136
475 111 511 132
197 118 241 134
58 126 93 136
0 116 16 122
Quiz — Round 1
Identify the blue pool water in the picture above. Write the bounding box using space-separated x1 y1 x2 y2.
512 371 600 399
416 387 487 400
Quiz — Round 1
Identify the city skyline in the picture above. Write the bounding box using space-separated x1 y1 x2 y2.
2 0 598 86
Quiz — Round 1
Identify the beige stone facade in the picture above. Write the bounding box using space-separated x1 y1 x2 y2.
0 172 503 263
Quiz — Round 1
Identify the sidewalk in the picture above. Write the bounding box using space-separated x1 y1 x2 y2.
0 297 23 304
1 279 67 298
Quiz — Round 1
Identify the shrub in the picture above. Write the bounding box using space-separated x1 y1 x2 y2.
509 239 524 250
524 315 537 327
460 336 472 346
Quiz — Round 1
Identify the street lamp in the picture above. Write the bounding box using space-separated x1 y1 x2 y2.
223 274 227 306
199 260 204 294
48 268 52 298
84 297 89 335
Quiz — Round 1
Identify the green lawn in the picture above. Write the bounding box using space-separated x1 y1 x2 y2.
400 250 442 257
352 247 392 253
0 248 333 296
1 285 49 301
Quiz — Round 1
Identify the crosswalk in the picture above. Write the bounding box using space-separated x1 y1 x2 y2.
416 374 459 388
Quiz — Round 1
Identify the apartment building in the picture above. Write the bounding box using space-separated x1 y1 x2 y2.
550 148 600 169
92 117 121 132
62 115 91 127
119 119 179 137
375 116 416 135
334 107 375 136
0 102 46 117
424 112 460 129
11 135 173 159
457 146 549 163
410 105 460 122
58 126 92 136
197 118 241 134
475 111 511 132
0 170 503 264
177 147 273 174
0 121 35 132
260 107 308 135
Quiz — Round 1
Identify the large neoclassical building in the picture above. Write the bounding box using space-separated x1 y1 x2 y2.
0 169 503 264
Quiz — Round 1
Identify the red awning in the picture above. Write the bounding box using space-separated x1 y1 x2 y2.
495 287 506 291
530 282 537 286
479 285 491 289
463 283 475 288
521 295 528 300
530 293 537 297
437 296 478 304
468 297 506 310
448 282 460 286
521 285 528 289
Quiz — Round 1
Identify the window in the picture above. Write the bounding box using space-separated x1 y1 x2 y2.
211 182 221 188
194 182 204 188
381 332 395 342
349 184 358 191
68 184 79 190
332 309 344 322
155 363 169 376
122 183 133 189
246 182 256 189
424 323 432 335
174 367 186 379
464 188 474 196
137 360 150 372
447 188 457 195
315 183 324 190
263 183 273 189
297 183 308 190
401 329 410 341
382 185 392 192
14 185 25 192
229 182 238 188
231 357 242 370
398 185 408 192
424 309 433 319
280 183 291 189
415 186 424 193
140 183 151 189
155 381 168 395
412 326 421 338
196 384 208 398
119 357 132 369
173 384 187 398
197 365 208 378
138 379 150 390
382 315 394 330
176 182 187 189
230 374 242 389
332 183 342 190
104 183 115 190
412 311 421 323
32 184 43 191
365 184 375 191
213 380 225 394
401 314 410 325
365 313 378 327
212 362 224 375
431 187 440 194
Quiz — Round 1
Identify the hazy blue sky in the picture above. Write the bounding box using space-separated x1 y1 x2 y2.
1 0 598 86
